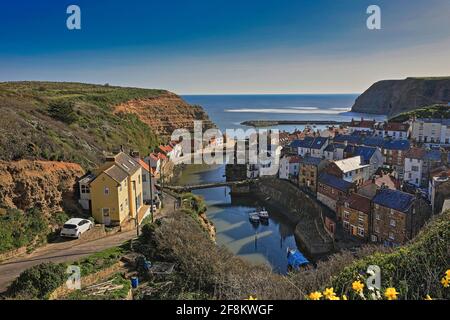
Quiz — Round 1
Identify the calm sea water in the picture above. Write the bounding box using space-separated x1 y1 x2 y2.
177 94 385 272
183 94 386 132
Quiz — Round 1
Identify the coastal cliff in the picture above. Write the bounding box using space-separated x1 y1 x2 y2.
351 77 450 117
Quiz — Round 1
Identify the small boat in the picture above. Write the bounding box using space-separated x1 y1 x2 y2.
249 212 260 223
287 248 310 271
258 208 269 219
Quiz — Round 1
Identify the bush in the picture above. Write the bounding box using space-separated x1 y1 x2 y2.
7 262 67 299
72 246 124 276
47 100 78 124
0 208 49 254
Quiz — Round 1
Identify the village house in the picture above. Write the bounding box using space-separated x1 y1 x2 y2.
78 173 95 211
323 143 346 161
158 144 174 159
338 193 371 240
348 118 376 133
375 122 410 140
382 139 411 178
90 152 147 226
298 156 328 194
136 158 158 204
279 155 301 181
411 118 450 146
333 134 364 146
290 137 329 158
317 172 354 212
324 156 370 186
357 171 400 199
344 145 383 176
371 188 430 246
169 140 184 159
404 147 427 187
428 166 450 214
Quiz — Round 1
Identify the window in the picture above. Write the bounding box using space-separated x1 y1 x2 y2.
390 209 394 215
357 227 364 237
375 204 379 210
120 203 123 212
104 187 110 195
375 225 380 233
390 219 396 227
375 213 380 220
371 235 378 242
412 166 419 172
343 221 350 230
358 214 365 223
343 211 350 220
142 174 147 182
81 185 90 194
389 232 395 240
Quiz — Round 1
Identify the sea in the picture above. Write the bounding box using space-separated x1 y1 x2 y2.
182 94 386 133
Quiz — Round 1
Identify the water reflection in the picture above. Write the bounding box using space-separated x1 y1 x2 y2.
173 164 303 274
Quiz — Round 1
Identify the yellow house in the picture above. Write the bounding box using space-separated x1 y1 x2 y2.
90 152 144 226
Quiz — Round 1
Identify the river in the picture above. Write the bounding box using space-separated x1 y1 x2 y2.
173 163 301 274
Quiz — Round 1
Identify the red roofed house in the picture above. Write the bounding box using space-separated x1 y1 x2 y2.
348 118 376 133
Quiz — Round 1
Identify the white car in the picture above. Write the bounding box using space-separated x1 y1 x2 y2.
60 218 93 239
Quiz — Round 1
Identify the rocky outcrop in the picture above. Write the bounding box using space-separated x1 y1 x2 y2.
0 160 85 214
351 77 450 117
114 92 214 137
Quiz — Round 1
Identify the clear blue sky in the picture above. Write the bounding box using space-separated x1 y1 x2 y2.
0 0 449 94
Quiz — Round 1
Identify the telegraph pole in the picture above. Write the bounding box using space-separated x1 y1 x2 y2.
148 158 154 223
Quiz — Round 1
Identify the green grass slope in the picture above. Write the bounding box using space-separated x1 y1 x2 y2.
0 81 164 169
389 104 450 122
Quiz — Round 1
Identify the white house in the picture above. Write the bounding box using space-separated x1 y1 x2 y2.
375 122 410 140
345 145 383 176
290 137 328 157
411 118 450 145
428 167 450 214
327 156 371 186
136 159 158 203
404 147 426 187
279 155 301 180
78 174 95 211
323 143 346 161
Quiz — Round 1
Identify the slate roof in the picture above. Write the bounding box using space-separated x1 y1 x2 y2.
333 156 368 173
319 173 353 192
290 137 314 149
334 134 363 145
113 152 140 175
103 164 129 183
372 189 416 213
301 156 324 166
324 143 346 152
424 149 443 162
352 146 378 163
361 136 385 148
383 139 410 151
310 137 328 150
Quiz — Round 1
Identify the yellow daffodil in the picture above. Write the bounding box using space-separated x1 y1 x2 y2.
424 295 433 300
445 269 450 278
329 295 341 300
323 287 337 300
441 277 449 288
245 295 257 300
308 291 323 300
384 287 399 300
352 280 365 294
342 295 348 300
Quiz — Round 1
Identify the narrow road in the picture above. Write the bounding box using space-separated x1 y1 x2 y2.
0 229 138 293
0 191 178 294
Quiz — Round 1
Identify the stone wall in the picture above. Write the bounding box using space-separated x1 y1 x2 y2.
253 177 335 256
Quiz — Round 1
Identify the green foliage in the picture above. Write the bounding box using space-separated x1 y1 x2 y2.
0 208 49 254
48 100 78 124
72 246 124 276
330 210 450 300
390 104 450 122
0 81 162 169
7 262 67 299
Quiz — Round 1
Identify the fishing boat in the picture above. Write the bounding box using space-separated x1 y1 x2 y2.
286 248 310 271
258 208 269 219
248 212 260 223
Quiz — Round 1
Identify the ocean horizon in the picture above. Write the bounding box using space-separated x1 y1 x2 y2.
183 94 386 132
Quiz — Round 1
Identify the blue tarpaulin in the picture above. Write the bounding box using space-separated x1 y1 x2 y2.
287 250 309 269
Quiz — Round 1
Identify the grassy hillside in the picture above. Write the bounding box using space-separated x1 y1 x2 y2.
389 104 450 122
0 81 164 169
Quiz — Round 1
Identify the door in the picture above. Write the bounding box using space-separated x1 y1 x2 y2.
102 208 111 225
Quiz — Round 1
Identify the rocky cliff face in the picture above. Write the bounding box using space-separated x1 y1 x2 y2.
351 77 450 117
114 92 214 137
0 160 85 214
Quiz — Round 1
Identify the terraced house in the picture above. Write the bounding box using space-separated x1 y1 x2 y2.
338 193 371 240
317 172 354 212
90 152 146 226
371 188 430 246
298 156 328 194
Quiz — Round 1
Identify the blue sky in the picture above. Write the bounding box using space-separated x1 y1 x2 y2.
0 0 449 94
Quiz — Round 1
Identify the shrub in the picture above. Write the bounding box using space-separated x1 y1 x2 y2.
7 262 67 299
47 100 78 124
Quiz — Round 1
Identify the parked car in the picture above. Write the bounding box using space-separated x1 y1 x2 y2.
60 218 93 239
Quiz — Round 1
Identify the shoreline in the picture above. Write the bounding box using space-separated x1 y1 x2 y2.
241 120 350 127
